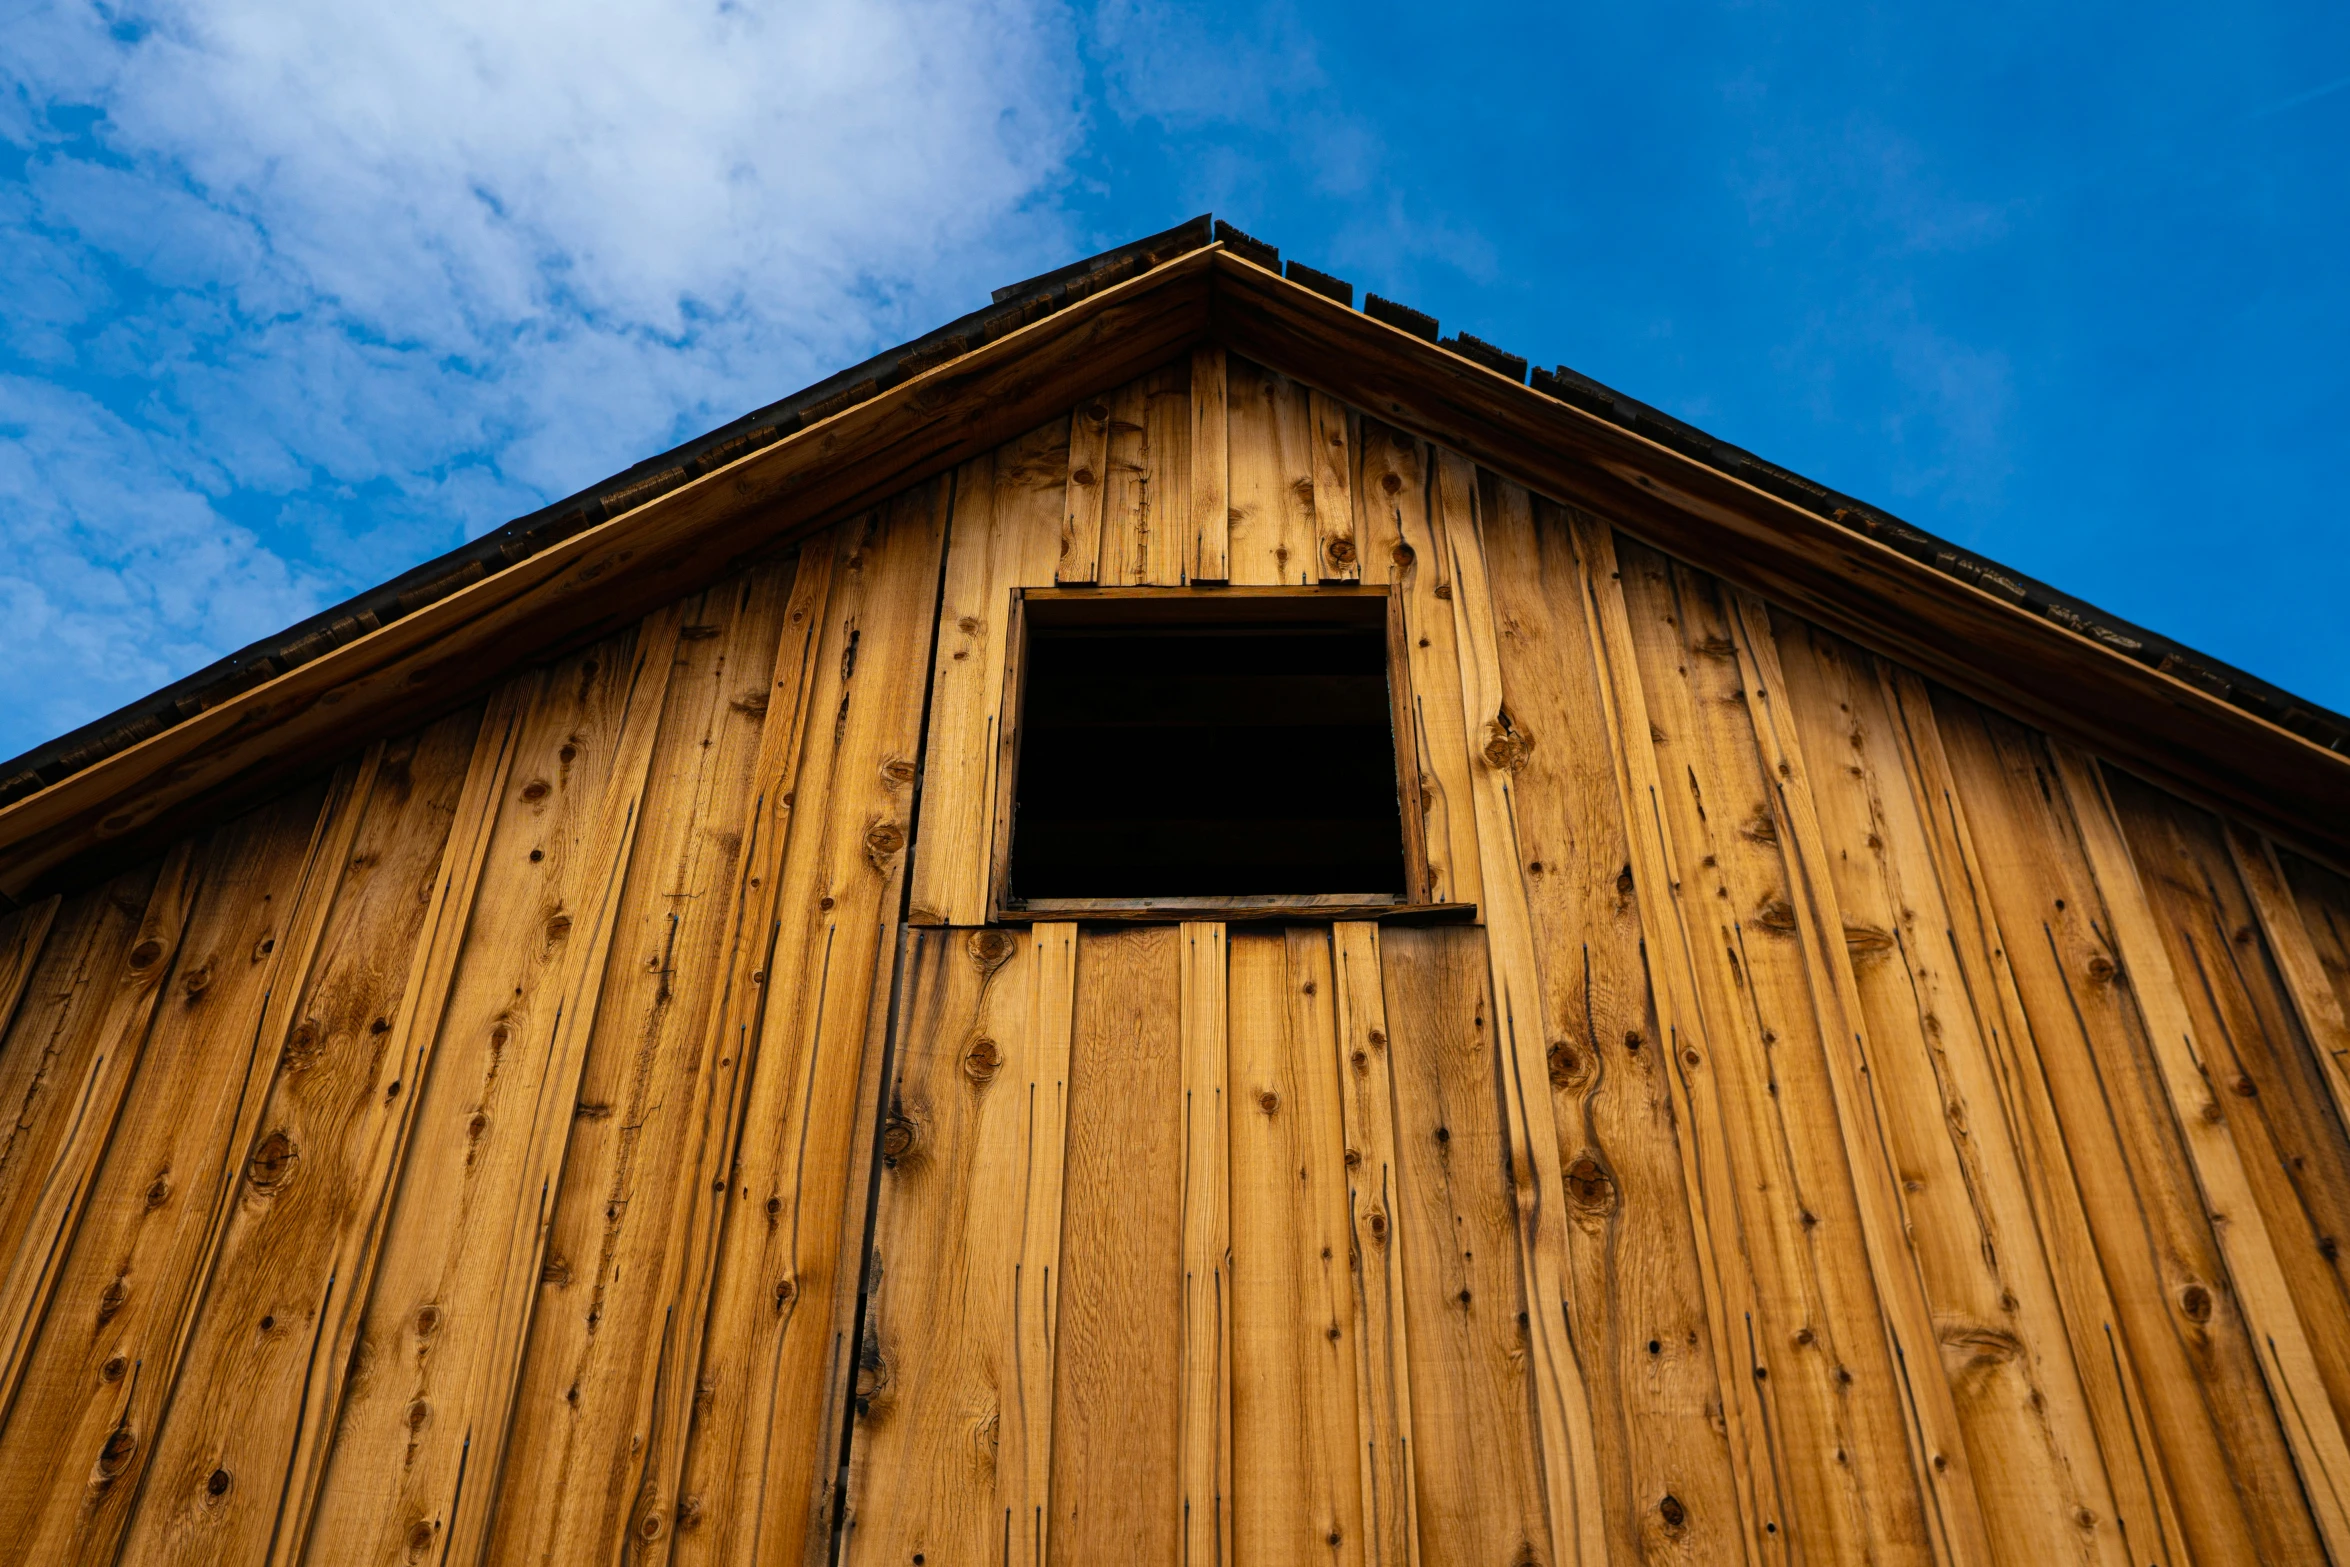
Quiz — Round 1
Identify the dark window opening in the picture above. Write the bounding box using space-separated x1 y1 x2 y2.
1006 596 1408 900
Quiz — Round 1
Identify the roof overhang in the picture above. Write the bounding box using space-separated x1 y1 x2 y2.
1 232 2343 900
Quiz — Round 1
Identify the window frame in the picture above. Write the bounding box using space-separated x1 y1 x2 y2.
984 584 1466 924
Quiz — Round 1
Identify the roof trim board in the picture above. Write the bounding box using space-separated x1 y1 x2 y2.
1 223 2344 900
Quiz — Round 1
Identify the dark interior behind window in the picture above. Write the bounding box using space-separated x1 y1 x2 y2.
1008 600 1407 899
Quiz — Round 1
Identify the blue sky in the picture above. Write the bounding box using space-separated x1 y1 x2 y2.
3 0 2344 760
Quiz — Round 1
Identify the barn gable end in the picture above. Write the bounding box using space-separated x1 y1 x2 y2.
0 225 2346 1566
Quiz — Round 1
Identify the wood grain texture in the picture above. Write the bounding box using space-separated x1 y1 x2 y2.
1311 389 1358 583
1061 400 1108 587
1431 458 1608 1566
1376 924 1550 1567
2095 765 2350 1507
1226 355 1319 587
1480 490 1748 1565
1190 344 1231 585
671 491 946 1567
2053 745 2350 1553
299 630 653 1563
0 848 185 1427
1178 920 1231 1567
1050 924 1184 1567
1610 537 1937 1565
1770 612 2131 1567
116 709 479 1566
0 786 329 1561
1228 926 1365 1567
1354 419 1479 912
1014 922 1078 1565
1330 921 1421 1567
2230 830 2350 1173
840 925 1036 1566
909 424 1069 927
0 895 59 1044
1934 690 2325 1565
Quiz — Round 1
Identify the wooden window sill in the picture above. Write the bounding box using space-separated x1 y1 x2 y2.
978 896 1475 925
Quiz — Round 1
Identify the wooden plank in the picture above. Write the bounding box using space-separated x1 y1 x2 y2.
296 630 662 1561
1206 249 2350 860
1178 920 1231 1567
1092 362 1190 588
0 895 59 1041
1061 401 1108 586
2229 828 2350 1175
1376 924 1550 1564
1432 458 1608 1566
1875 665 2186 1566
669 489 948 1567
1355 419 1479 912
1190 344 1230 585
2101 770 2350 1459
1225 356 1318 586
1933 691 2323 1564
1015 922 1078 1563
0 786 328 1560
1330 922 1421 1567
113 708 480 1565
2053 744 2350 1553
1481 490 1752 1565
482 568 798 1562
1723 587 2000 1565
1609 536 1938 1565
1227 927 1364 1566
261 683 524 1565
1048 924 1184 1567
1311 389 1359 583
0 249 1213 902
2282 853 2350 1037
1769 613 2135 1567
908 423 1069 927
839 925 1038 1565
0 849 186 1424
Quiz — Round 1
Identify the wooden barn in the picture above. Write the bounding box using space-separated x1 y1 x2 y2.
2 214 2348 1566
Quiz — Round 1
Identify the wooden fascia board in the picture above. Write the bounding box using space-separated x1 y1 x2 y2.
0 247 1218 901
1205 249 2350 860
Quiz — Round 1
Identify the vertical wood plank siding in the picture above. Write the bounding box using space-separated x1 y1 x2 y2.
0 347 2345 1567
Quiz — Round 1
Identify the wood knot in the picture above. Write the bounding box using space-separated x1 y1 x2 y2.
181 963 213 996
93 1423 137 1484
2084 954 2116 983
1350 1049 1369 1074
1547 1041 1581 1088
129 938 164 970
1480 716 1532 772
1367 1209 1389 1244
864 822 905 858
881 1114 917 1167
676 1495 704 1532
1343 1146 1361 1168
963 1037 1003 1084
1565 1156 1616 1213
246 1130 298 1191
144 1174 171 1209
1382 472 1403 495
405 1397 431 1432
1842 922 1894 958
1366 1028 1386 1048
2178 1283 2212 1323
1431 581 1451 600
415 1304 442 1338
96 1279 128 1324
205 1467 232 1499
520 779 551 803
1389 540 1414 567
1326 537 1357 566
101 1354 128 1382
281 1019 323 1071
1659 1494 1687 1530
774 1277 798 1312
967 929 1018 970
1753 899 1799 935
881 758 917 786
1256 1090 1280 1115
639 1509 665 1542
406 1519 437 1558
1070 466 1096 486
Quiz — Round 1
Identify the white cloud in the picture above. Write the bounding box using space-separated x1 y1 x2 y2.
0 0 1085 755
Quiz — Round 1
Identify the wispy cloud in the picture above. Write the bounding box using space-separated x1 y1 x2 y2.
0 0 1086 755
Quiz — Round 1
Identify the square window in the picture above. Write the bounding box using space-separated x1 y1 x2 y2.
1002 592 1410 903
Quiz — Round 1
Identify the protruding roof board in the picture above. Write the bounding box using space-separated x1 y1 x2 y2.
0 223 2342 900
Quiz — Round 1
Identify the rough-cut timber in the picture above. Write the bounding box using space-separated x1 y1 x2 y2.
0 224 2345 1567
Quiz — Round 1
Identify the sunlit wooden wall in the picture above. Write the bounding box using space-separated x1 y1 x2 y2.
0 348 2346 1566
